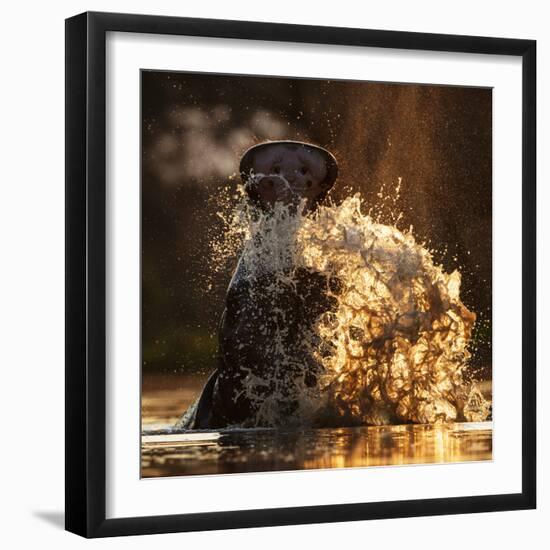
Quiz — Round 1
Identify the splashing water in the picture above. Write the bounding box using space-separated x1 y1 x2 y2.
209 185 491 427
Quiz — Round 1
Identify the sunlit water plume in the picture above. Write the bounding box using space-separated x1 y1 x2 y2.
206 180 491 428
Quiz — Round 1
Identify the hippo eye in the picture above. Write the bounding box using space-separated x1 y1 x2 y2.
306 180 313 188
273 166 281 174
300 166 308 175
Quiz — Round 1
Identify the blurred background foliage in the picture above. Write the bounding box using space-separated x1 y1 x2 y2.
142 71 492 380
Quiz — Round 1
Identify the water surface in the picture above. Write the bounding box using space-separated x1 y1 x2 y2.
142 423 492 478
142 374 492 478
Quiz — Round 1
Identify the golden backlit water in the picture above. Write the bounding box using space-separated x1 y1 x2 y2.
141 374 492 478
204 193 484 427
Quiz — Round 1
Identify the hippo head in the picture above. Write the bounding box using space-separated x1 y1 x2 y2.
239 140 338 213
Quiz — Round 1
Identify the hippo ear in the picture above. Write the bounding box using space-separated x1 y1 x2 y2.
239 147 258 184
238 149 259 204
322 150 338 190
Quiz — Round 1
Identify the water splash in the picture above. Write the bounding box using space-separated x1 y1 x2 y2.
462 383 492 422
209 184 491 427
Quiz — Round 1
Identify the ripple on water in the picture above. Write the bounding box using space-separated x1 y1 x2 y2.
141 422 492 477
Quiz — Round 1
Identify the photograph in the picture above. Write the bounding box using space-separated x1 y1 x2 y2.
140 70 493 478
0 1 542 544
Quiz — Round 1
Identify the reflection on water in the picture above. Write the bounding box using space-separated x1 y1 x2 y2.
142 422 492 478
141 374 492 478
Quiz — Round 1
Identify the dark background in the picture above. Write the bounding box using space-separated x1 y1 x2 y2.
141 71 492 381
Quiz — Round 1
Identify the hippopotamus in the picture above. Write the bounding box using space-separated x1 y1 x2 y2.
176 140 339 430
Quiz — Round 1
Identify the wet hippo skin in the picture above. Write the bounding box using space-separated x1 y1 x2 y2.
190 266 340 428
176 141 338 430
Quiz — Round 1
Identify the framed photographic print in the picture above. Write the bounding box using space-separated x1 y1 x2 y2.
65 11 536 537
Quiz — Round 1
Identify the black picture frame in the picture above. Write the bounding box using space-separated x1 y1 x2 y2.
65 11 536 538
